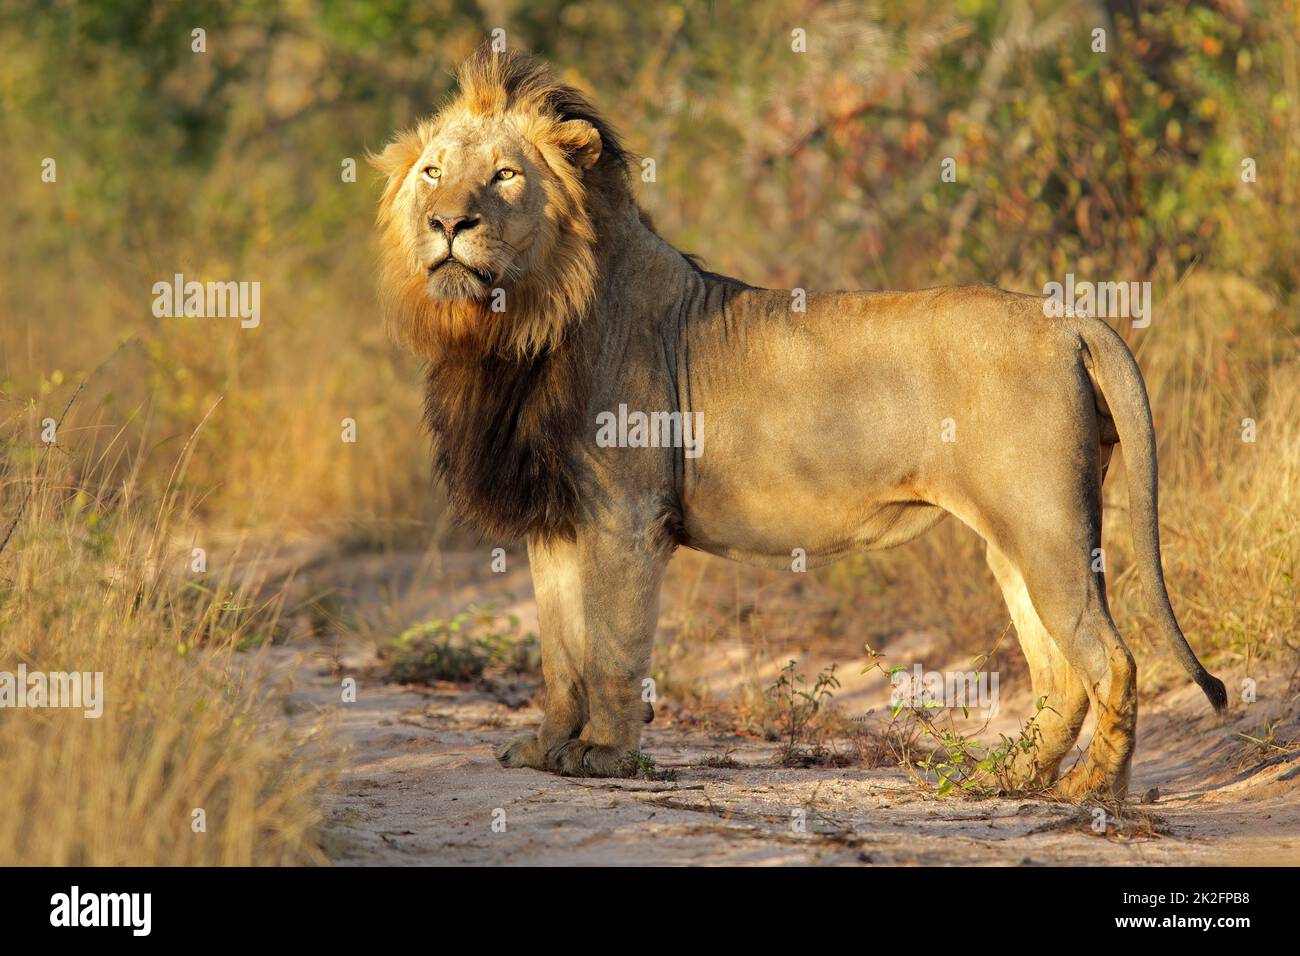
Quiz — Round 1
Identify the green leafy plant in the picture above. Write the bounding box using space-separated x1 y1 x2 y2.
862 643 1053 798
384 603 538 683
617 750 677 781
766 659 841 766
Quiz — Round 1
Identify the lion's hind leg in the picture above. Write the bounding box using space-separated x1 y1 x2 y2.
993 529 1137 800
950 370 1136 798
985 545 1090 790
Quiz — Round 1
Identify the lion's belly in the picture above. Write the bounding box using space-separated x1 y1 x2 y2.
680 492 948 570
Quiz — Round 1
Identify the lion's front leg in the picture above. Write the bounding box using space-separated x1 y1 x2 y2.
496 528 668 777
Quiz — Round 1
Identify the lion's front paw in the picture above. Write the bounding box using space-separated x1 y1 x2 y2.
495 733 546 770
544 739 633 778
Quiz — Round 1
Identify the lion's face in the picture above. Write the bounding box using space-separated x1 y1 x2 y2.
405 119 553 302
372 48 619 358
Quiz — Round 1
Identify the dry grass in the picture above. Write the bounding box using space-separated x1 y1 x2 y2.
0 397 330 865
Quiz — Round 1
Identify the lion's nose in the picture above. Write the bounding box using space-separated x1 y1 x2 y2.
428 215 479 238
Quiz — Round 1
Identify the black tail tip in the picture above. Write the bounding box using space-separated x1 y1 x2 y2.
1200 673 1229 714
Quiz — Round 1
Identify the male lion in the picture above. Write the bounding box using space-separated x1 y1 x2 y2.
371 47 1226 798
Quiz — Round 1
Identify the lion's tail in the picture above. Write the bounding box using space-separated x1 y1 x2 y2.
1072 315 1228 714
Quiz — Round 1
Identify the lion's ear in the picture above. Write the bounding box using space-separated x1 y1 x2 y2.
555 119 602 170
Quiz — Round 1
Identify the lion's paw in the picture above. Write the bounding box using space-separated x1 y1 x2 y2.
544 739 633 778
495 733 546 770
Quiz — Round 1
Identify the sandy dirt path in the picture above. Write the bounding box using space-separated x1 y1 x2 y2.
269 547 1300 866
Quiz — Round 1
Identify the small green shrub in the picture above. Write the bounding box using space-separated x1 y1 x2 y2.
384 604 538 683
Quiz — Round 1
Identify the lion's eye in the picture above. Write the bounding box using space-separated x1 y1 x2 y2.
421 166 441 182
495 168 517 181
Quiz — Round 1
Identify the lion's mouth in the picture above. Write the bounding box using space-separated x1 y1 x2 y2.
429 257 494 285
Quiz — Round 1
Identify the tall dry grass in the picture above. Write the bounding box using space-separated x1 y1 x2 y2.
0 393 329 865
